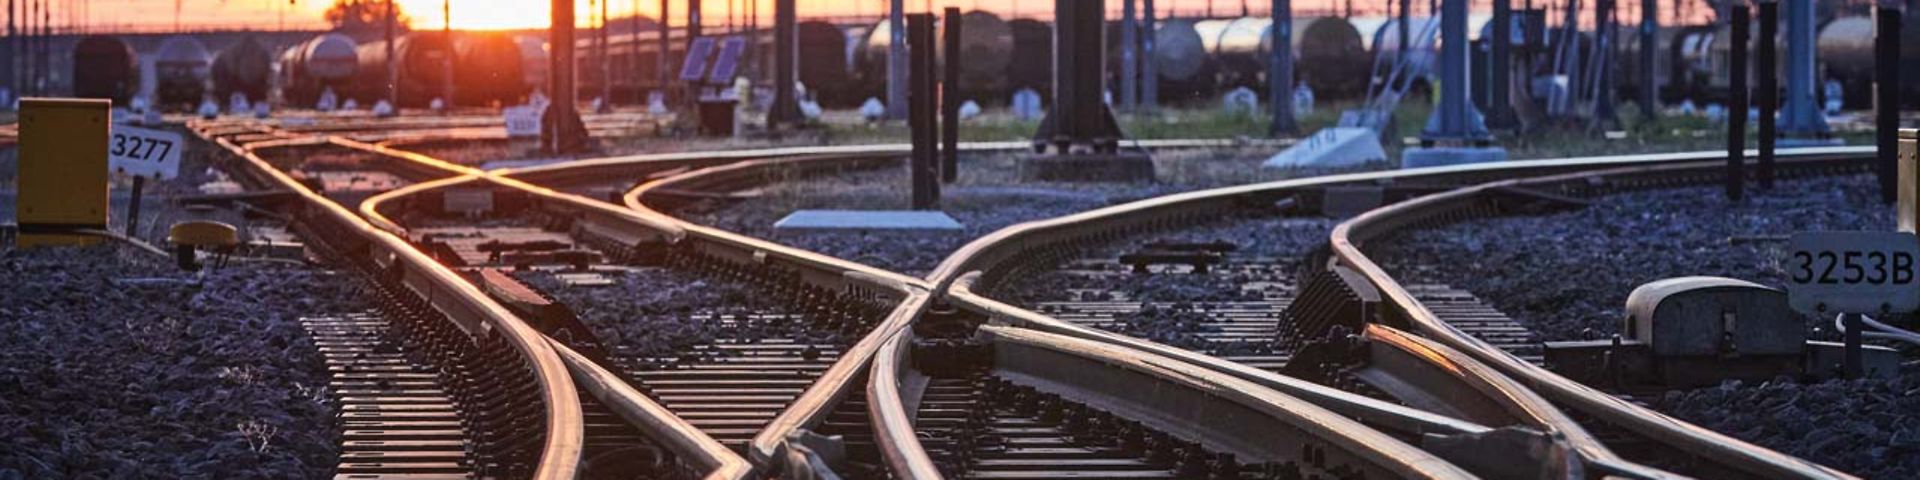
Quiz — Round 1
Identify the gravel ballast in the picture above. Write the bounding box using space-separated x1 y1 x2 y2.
992 214 1334 306
1372 174 1892 342
1656 374 1920 478
0 246 359 478
679 149 1350 275
1366 173 1916 478
517 266 849 359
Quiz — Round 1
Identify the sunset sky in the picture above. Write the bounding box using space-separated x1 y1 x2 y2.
55 0 1708 33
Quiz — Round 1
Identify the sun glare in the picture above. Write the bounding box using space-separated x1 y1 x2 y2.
395 0 553 30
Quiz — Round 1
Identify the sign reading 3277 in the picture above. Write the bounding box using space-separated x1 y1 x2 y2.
108 125 184 179
1784 231 1920 315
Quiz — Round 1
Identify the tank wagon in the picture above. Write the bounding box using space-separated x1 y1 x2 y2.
153 36 213 109
280 33 361 107
212 37 273 103
71 35 138 105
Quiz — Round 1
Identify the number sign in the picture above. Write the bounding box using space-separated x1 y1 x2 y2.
1784 231 1920 314
108 125 183 180
504 105 543 138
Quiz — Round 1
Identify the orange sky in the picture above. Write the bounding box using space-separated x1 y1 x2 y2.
57 0 1711 33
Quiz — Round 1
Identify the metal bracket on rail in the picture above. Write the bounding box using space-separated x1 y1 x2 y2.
781 430 849 480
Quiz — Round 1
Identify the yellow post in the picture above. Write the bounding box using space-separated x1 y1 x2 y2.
16 98 111 247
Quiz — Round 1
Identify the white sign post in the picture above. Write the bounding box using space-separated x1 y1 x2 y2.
504 105 544 138
1783 231 1920 378
108 125 185 238
109 125 185 180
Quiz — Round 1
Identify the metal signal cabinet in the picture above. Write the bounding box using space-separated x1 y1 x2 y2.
16 98 111 247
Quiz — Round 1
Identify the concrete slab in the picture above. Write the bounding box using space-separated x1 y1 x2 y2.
1263 127 1388 169
1401 146 1509 169
774 210 965 231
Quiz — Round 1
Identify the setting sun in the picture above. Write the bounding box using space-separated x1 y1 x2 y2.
395 0 563 30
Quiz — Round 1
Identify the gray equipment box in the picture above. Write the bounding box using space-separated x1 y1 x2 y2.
1626 276 1804 357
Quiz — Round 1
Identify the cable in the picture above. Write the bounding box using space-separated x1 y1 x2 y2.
1833 313 1920 348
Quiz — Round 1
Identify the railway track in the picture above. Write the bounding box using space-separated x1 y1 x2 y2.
900 145 1875 479
1326 150 1879 478
194 115 1441 478
195 121 748 479
192 122 590 479
185 112 1883 478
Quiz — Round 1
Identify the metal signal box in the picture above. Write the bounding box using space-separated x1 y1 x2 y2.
1626 276 1804 357
16 98 111 248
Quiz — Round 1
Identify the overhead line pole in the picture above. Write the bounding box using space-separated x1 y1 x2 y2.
1142 0 1157 110
634 0 643 105
657 0 668 101
1270 0 1295 135
886 0 905 119
601 0 612 110
443 0 453 110
1120 0 1137 109
385 0 397 110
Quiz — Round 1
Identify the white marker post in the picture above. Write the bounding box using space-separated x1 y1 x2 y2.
1785 231 1920 378
504 105 544 138
109 125 185 236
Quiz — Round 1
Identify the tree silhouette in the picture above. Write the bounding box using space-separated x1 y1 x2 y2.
324 0 410 35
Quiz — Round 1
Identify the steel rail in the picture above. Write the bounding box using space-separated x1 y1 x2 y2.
332 133 935 475
617 155 934 469
549 341 755 480
359 174 485 234
895 145 1872 478
929 268 1662 478
267 134 768 479
337 126 1850 476
866 306 944 480
600 148 1572 477
943 271 1498 439
194 127 587 480
1330 153 1872 479
970 323 1480 479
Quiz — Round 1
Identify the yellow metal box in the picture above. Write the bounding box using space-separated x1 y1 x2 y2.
17 98 111 247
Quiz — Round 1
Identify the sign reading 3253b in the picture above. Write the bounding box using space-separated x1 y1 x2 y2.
1784 231 1920 315
108 125 184 179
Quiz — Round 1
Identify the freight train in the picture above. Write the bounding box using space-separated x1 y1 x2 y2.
57 10 1920 113
346 31 531 108
71 35 138 105
212 37 273 104
152 36 212 109
279 33 360 107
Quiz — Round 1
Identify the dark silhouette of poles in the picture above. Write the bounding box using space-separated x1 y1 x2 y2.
1727 5 1749 202
909 13 938 209
942 7 961 183
1757 0 1777 190
1876 4 1902 204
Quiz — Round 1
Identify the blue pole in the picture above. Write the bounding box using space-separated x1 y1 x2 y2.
1421 0 1490 144
1780 0 1828 136
1270 0 1295 135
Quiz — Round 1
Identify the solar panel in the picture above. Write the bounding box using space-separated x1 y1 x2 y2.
679 37 717 82
707 37 748 84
